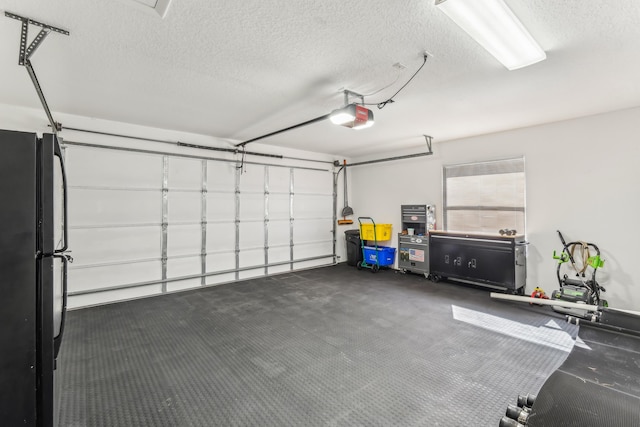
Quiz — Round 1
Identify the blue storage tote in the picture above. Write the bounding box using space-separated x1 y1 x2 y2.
362 246 396 266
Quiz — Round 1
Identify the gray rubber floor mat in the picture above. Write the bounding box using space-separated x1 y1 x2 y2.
527 324 640 426
57 265 578 426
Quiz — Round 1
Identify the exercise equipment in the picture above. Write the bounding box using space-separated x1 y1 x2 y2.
551 230 607 319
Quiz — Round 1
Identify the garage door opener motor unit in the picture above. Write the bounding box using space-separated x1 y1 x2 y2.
551 230 607 319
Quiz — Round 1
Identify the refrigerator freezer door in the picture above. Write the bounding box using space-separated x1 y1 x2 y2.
52 138 64 339
43 133 69 353
52 253 69 359
39 134 57 426
38 255 56 427
53 257 63 338
0 130 38 425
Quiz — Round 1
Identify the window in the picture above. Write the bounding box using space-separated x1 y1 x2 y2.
443 157 525 234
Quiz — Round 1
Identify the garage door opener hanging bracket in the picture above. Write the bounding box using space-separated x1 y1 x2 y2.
5 11 70 134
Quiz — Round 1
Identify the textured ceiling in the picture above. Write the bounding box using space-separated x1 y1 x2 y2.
1 0 639 156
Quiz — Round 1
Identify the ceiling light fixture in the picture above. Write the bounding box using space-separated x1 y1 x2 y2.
329 90 375 130
435 0 546 70
330 104 375 130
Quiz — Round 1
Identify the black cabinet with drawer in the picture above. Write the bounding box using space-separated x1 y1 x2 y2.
429 231 527 292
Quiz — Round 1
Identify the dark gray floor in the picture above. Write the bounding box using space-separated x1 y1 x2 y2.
58 264 578 426
528 324 640 426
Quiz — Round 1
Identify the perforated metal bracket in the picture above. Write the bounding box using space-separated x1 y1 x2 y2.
5 12 69 65
5 11 69 133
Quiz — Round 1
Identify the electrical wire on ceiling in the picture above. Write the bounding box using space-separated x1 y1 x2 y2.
365 53 429 109
359 73 403 98
235 52 431 148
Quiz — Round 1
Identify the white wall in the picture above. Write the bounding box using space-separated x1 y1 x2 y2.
350 107 640 311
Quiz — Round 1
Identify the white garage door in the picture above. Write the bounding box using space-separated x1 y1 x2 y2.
65 143 335 308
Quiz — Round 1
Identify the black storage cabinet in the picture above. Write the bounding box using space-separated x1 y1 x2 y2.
344 229 363 266
429 231 527 292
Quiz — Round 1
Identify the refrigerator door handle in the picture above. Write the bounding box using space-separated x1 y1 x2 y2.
53 137 69 254
52 253 71 359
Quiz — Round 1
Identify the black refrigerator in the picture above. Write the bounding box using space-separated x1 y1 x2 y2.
0 129 71 426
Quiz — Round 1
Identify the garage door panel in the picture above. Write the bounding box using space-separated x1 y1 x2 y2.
207 162 236 191
206 252 235 272
269 167 290 193
268 264 290 274
293 169 331 194
67 148 162 189
294 241 333 260
69 188 160 226
167 224 201 256
294 195 332 219
240 193 264 221
167 256 201 291
205 272 235 286
239 165 264 193
240 249 264 269
69 260 162 294
206 223 235 251
268 247 290 264
68 285 163 310
169 191 201 223
207 193 235 220
294 219 332 244
70 226 160 265
269 194 290 220
239 268 264 280
169 158 201 190
268 221 290 246
239 222 264 249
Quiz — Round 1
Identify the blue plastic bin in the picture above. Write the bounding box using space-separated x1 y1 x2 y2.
362 246 396 266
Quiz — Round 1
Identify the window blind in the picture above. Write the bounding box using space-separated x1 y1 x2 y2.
443 157 526 234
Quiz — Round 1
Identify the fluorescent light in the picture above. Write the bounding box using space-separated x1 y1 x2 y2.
329 104 375 129
435 0 546 70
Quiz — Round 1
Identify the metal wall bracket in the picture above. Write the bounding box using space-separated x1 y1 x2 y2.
341 89 365 107
423 135 433 153
5 12 69 133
